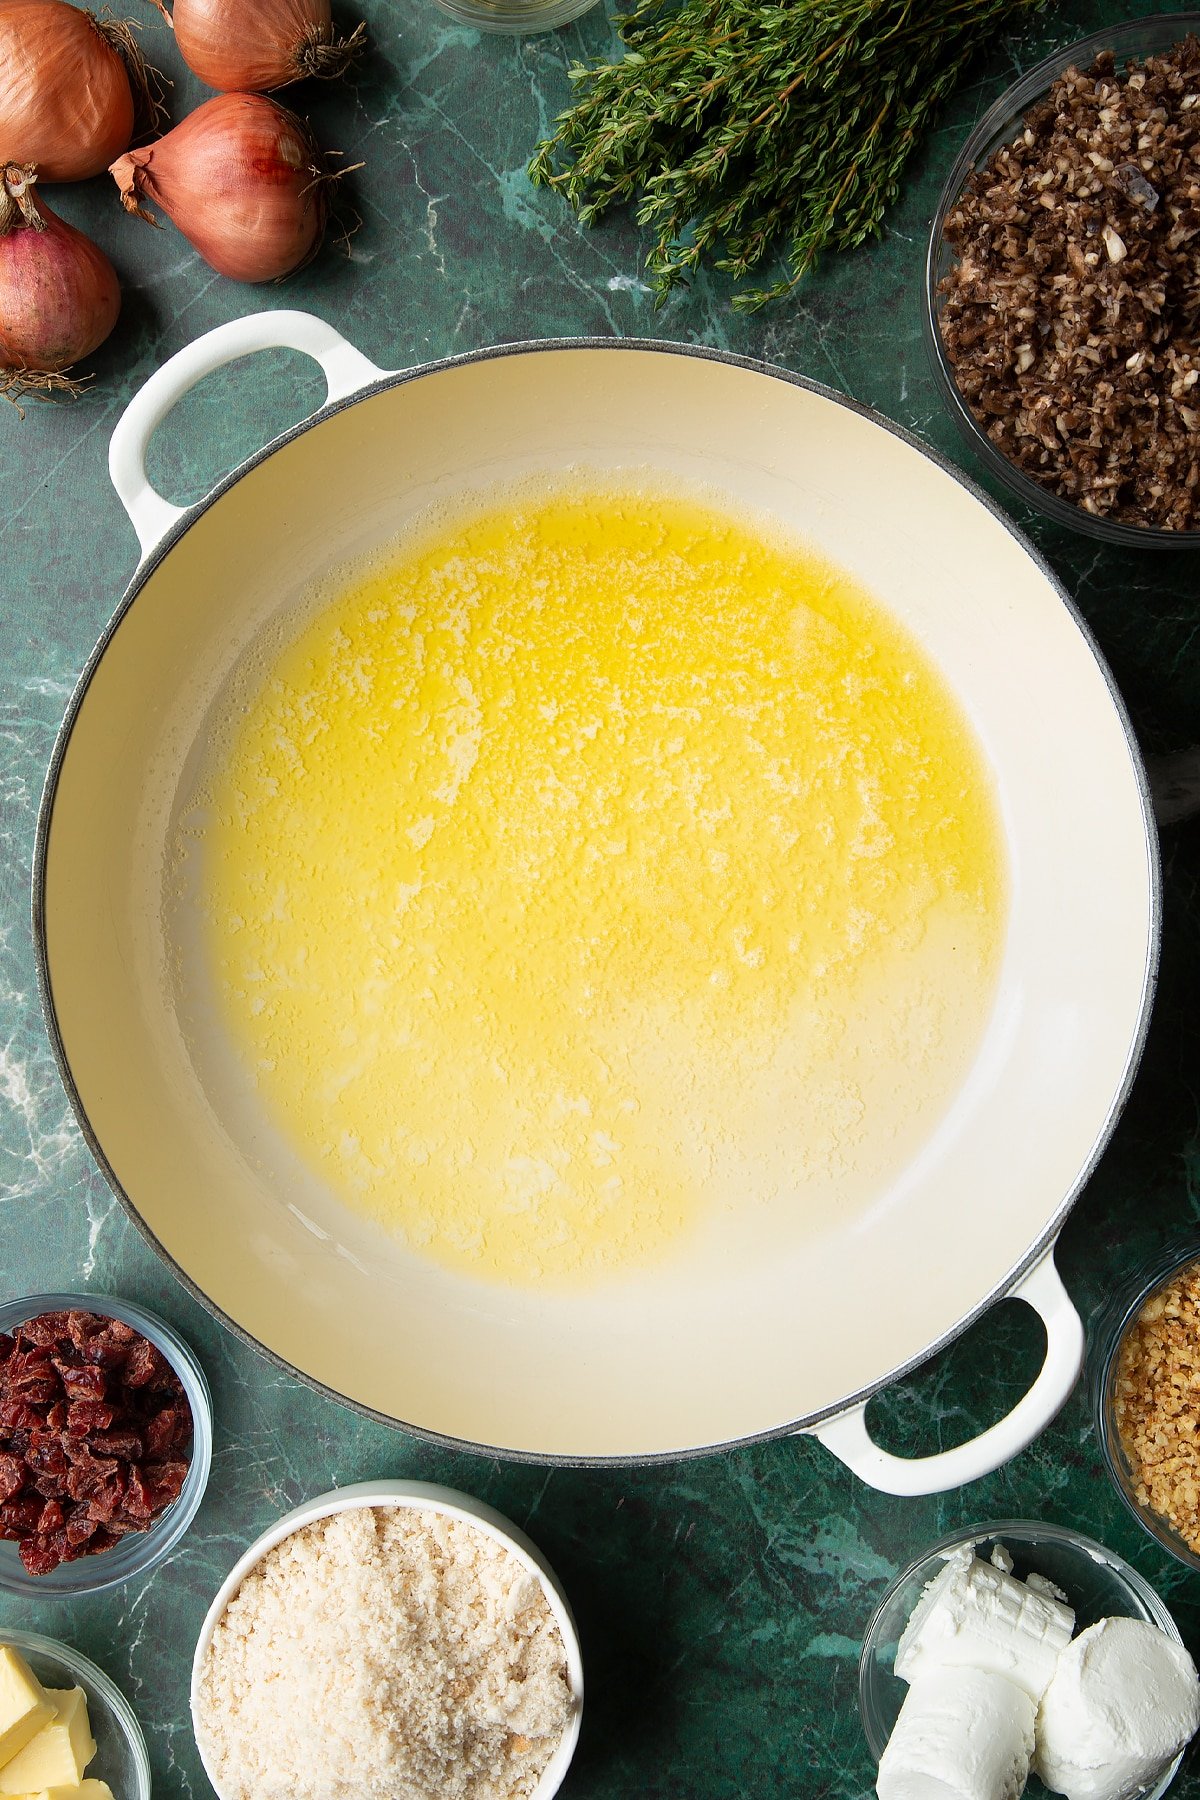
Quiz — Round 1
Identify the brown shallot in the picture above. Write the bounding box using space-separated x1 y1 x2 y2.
163 0 365 92
110 93 340 282
0 163 120 406
0 1 166 182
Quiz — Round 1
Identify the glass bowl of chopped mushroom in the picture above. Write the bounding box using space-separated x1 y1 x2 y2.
1093 1238 1200 1572
0 1293 212 1594
924 16 1200 546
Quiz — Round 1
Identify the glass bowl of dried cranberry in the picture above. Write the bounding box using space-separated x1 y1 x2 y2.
0 1295 212 1594
924 15 1200 548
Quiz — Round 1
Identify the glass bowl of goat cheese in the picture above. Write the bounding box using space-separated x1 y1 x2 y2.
859 1519 1195 1800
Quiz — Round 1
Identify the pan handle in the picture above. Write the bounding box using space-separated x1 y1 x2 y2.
108 310 388 561
807 1248 1083 1496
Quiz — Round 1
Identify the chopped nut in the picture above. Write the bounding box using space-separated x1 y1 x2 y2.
1115 1262 1200 1555
1101 224 1127 262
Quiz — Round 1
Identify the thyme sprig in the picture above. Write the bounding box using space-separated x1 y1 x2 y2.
529 0 1048 309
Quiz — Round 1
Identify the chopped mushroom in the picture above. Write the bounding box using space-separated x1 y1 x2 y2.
938 38 1200 531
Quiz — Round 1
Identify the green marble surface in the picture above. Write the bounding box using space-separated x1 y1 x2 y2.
2 0 1200 1794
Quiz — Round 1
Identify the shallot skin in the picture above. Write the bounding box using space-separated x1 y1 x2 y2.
0 1 135 181
0 190 120 379
111 94 329 283
171 0 364 92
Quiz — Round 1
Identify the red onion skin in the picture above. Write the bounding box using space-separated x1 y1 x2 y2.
173 0 334 91
0 192 120 373
110 94 327 283
0 2 134 182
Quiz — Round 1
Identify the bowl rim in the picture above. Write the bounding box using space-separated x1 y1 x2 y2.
1092 1238 1200 1572
0 1291 212 1596
923 10 1200 550
429 0 599 31
0 1624 153 1800
189 1479 584 1800
857 1516 1186 1771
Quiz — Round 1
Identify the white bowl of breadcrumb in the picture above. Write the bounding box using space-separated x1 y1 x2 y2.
190 1480 584 1800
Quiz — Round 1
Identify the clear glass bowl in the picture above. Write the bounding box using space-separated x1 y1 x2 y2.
0 1627 152 1800
0 1293 212 1596
1093 1239 1200 1573
427 0 599 34
859 1519 1189 1800
924 14 1200 550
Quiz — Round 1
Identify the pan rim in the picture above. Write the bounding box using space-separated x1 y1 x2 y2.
30 333 1162 1466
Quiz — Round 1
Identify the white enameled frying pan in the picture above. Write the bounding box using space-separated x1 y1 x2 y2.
34 313 1157 1490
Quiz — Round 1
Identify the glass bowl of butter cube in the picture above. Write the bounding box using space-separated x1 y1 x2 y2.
0 1630 150 1800
859 1520 1193 1800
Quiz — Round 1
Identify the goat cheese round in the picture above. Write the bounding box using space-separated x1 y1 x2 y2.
1034 1616 1200 1800
896 1546 1075 1704
877 1666 1035 1800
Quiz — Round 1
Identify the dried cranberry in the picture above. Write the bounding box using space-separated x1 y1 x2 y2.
84 1472 127 1523
64 1445 118 1489
18 1314 72 1349
0 1401 43 1433
65 1512 99 1548
0 1498 43 1538
144 1460 189 1509
123 1465 153 1521
121 1339 169 1390
57 1362 108 1402
66 1400 115 1436
37 1498 64 1534
14 1381 56 1410
18 1535 61 1576
144 1407 189 1456
87 1428 143 1460
0 1453 25 1504
1 1308 194 1575
6 1350 56 1387
25 1437 69 1479
66 1312 99 1350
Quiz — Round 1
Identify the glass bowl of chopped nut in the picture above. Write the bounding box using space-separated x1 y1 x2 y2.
0 1293 212 1595
1093 1239 1200 1573
924 15 1200 548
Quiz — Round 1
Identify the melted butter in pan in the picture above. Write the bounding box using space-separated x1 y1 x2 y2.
195 485 1007 1289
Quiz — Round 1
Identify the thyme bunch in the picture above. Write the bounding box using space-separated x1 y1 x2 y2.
529 0 1048 309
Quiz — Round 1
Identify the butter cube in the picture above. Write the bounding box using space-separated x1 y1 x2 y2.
26 1785 114 1800
0 1648 53 1772
0 1690 95 1795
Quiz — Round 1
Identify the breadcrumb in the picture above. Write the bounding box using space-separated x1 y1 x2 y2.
195 1506 574 1800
